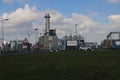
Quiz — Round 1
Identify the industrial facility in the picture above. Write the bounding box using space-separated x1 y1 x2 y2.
3 14 119 53
38 14 86 51
63 35 85 50
38 14 58 51
101 32 120 49
0 14 85 52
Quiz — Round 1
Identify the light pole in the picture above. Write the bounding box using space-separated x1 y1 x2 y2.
0 18 9 64
35 28 38 44
75 24 78 39
75 24 78 50
1 18 9 49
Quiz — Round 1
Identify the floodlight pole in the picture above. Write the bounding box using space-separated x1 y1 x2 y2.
0 18 9 64
75 24 78 39
35 28 38 44
1 19 9 47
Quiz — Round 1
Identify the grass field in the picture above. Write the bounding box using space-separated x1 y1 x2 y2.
1 50 120 80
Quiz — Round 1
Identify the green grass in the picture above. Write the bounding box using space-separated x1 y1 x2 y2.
1 50 120 80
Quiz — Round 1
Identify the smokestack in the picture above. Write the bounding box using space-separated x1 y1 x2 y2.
44 14 51 35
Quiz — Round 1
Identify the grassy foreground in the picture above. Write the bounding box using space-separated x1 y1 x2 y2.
1 50 120 80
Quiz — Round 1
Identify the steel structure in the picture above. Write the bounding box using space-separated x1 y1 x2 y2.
107 32 120 40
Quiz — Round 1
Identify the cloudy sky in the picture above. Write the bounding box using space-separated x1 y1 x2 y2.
0 0 120 44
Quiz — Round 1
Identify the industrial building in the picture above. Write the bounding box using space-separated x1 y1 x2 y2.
60 35 85 50
9 38 32 52
101 32 120 49
38 14 85 51
38 14 58 51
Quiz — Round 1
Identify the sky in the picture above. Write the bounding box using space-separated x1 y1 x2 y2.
0 0 120 44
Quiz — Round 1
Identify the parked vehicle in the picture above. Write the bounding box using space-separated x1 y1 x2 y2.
112 45 120 49
79 46 94 51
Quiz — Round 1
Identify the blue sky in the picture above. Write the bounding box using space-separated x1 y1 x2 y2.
0 0 120 44
1 0 120 18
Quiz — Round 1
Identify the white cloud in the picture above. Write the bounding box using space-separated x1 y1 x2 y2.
1 4 120 44
106 15 120 31
107 0 120 3
108 15 120 21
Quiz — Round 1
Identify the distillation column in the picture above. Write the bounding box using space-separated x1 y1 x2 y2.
44 14 51 36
